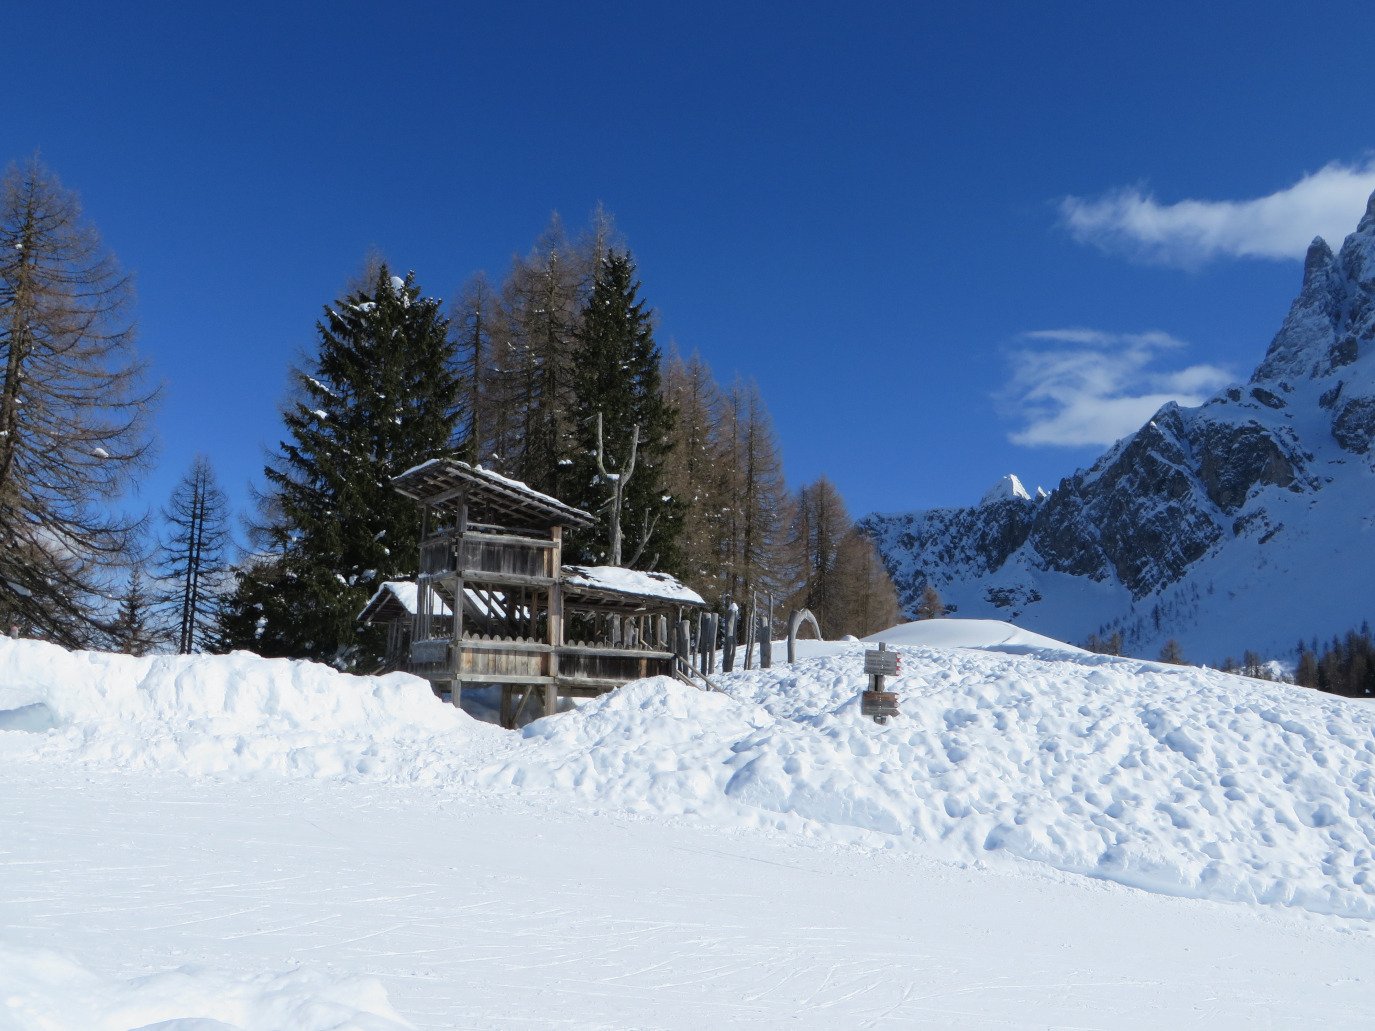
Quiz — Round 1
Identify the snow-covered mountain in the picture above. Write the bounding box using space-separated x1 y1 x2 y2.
862 191 1375 663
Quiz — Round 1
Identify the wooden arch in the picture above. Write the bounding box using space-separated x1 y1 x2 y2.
786 608 822 664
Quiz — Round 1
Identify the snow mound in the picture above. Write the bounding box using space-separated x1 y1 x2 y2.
479 643 1375 918
0 935 409 1030
0 638 505 782
866 617 1086 657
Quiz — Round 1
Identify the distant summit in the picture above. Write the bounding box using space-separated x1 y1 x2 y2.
862 189 1375 662
978 474 1035 506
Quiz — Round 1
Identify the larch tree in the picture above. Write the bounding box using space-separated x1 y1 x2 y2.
565 249 681 570
788 476 852 638
835 530 903 637
221 265 463 668
0 158 154 645
663 348 725 598
916 584 945 620
494 216 584 497
156 455 231 653
716 377 792 608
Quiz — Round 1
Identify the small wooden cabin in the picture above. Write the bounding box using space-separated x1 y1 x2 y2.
375 459 706 725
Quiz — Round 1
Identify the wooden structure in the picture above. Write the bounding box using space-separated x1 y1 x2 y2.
377 459 706 725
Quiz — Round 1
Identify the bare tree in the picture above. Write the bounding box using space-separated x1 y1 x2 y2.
916 584 945 620
594 412 643 566
0 157 154 644
157 455 231 653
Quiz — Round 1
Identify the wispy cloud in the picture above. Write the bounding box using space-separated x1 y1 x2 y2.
1003 329 1232 448
1061 159 1375 267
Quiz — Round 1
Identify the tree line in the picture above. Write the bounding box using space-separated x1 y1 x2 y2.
0 157 903 667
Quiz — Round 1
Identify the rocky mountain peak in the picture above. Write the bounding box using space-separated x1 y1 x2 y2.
979 474 1033 506
863 193 1375 663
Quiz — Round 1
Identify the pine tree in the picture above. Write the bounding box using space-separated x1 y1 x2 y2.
452 272 499 466
565 250 680 569
110 567 160 656
0 158 155 645
223 266 463 668
156 456 231 654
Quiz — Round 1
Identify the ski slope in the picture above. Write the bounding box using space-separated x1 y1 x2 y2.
3 622 1375 1027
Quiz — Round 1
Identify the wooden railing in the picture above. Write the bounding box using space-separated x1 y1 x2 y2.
419 531 555 581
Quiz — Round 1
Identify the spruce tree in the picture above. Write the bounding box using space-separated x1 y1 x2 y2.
110 568 160 656
155 456 231 654
566 250 680 570
223 266 462 668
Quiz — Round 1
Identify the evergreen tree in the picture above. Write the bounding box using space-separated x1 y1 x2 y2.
155 456 231 654
110 567 160 656
566 250 680 569
0 158 155 645
223 266 462 668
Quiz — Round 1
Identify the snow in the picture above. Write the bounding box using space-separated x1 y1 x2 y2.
866 616 1086 655
5 631 1375 1025
359 580 453 619
978 472 1033 505
562 564 705 605
0 936 409 1030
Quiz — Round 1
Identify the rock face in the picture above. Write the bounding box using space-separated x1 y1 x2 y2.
862 193 1375 662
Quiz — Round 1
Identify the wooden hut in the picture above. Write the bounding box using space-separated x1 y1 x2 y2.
384 459 706 725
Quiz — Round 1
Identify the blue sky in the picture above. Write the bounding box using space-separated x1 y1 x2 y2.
8 1 1375 530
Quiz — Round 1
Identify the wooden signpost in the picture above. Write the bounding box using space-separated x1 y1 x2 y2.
861 642 900 722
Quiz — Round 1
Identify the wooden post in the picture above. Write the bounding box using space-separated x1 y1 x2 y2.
545 525 562 719
722 604 738 673
676 618 691 673
451 501 466 707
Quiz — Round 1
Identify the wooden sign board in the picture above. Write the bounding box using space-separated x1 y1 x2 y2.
411 639 450 665
863 649 899 676
861 690 899 718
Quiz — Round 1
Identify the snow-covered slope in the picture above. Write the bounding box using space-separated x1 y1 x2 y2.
863 191 1375 663
7 632 1367 918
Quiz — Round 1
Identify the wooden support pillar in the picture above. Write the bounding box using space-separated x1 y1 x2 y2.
545 525 563 719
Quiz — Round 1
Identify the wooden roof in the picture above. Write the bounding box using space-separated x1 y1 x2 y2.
391 459 594 528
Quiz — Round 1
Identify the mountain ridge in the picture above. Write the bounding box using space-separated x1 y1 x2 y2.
862 190 1375 662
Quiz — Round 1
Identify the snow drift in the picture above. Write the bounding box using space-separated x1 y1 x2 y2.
0 638 505 781
478 622 1375 918
6 623 1375 918
0 935 409 1031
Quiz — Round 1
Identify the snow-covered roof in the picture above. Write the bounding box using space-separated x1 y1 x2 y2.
392 459 594 528
358 581 454 623
561 565 705 607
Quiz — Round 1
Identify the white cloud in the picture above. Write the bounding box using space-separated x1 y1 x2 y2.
1003 329 1232 448
1061 159 1375 266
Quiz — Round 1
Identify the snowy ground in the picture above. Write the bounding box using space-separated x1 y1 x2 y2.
3 623 1375 1028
